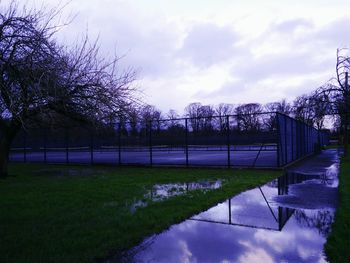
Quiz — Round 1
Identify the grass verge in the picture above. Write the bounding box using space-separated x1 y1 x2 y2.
325 155 350 263
0 164 280 262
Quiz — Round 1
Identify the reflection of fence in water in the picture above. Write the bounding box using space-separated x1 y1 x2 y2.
9 112 329 168
190 172 303 231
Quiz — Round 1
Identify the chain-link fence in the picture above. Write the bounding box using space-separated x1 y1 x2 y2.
276 113 330 167
9 112 329 168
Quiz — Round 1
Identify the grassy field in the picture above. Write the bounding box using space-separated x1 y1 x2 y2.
325 155 350 263
0 164 280 262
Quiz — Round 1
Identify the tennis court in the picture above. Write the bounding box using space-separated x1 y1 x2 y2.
9 144 278 167
9 113 329 168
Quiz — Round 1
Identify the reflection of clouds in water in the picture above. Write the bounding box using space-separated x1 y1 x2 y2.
194 202 229 222
178 240 195 263
297 244 317 262
237 241 275 263
254 216 326 262
126 151 339 263
325 163 339 187
177 220 200 235
236 186 277 209
254 229 293 253
130 211 329 262
129 205 331 262
193 187 279 228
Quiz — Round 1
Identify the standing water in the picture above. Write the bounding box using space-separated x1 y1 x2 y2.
120 150 339 263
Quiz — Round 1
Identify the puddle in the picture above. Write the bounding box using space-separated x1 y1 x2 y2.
130 180 223 213
120 150 339 263
148 181 223 201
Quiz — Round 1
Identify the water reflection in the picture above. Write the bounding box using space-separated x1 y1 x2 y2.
149 180 223 201
294 210 334 237
130 180 223 213
190 184 294 232
120 150 339 263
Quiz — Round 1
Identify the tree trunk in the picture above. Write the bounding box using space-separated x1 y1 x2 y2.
0 142 10 178
0 138 10 178
0 123 20 178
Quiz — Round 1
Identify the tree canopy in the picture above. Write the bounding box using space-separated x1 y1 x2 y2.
0 2 138 176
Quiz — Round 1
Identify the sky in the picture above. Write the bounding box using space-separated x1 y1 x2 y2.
4 0 350 114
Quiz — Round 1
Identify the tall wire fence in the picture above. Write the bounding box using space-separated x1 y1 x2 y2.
9 112 329 168
277 113 329 166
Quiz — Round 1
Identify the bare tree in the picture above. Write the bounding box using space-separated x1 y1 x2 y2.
198 105 215 133
309 91 331 130
291 95 315 126
265 99 291 114
165 109 185 135
291 92 331 130
235 103 263 132
215 103 234 132
323 48 350 153
263 100 291 131
140 104 162 133
124 105 140 136
0 3 138 177
166 109 180 127
167 109 179 120
184 102 202 133
184 103 215 133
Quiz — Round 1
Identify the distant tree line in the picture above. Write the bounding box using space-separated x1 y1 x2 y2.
106 93 331 138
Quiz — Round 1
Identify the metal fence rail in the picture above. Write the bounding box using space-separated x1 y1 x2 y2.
9 112 329 168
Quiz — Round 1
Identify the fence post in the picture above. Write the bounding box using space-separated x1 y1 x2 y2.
298 124 301 157
65 128 69 164
276 113 281 167
23 130 27 163
291 120 294 161
305 126 308 154
301 122 304 157
185 118 189 167
226 115 231 168
44 128 47 163
149 120 153 166
118 123 121 165
90 129 94 165
284 115 288 164
228 198 232 224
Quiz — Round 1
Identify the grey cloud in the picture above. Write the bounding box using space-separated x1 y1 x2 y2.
227 16 339 84
60 0 182 79
311 16 350 46
233 52 332 82
178 23 240 67
268 16 350 51
271 18 314 34
56 1 346 111
201 76 324 105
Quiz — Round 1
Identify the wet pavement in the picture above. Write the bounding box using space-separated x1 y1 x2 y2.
120 149 340 263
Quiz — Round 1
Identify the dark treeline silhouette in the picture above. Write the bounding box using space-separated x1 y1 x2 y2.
105 95 331 140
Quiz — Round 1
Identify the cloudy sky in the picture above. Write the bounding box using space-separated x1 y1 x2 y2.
6 0 350 113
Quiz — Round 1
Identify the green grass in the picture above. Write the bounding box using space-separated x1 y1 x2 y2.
325 144 341 149
325 155 350 263
0 164 280 263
